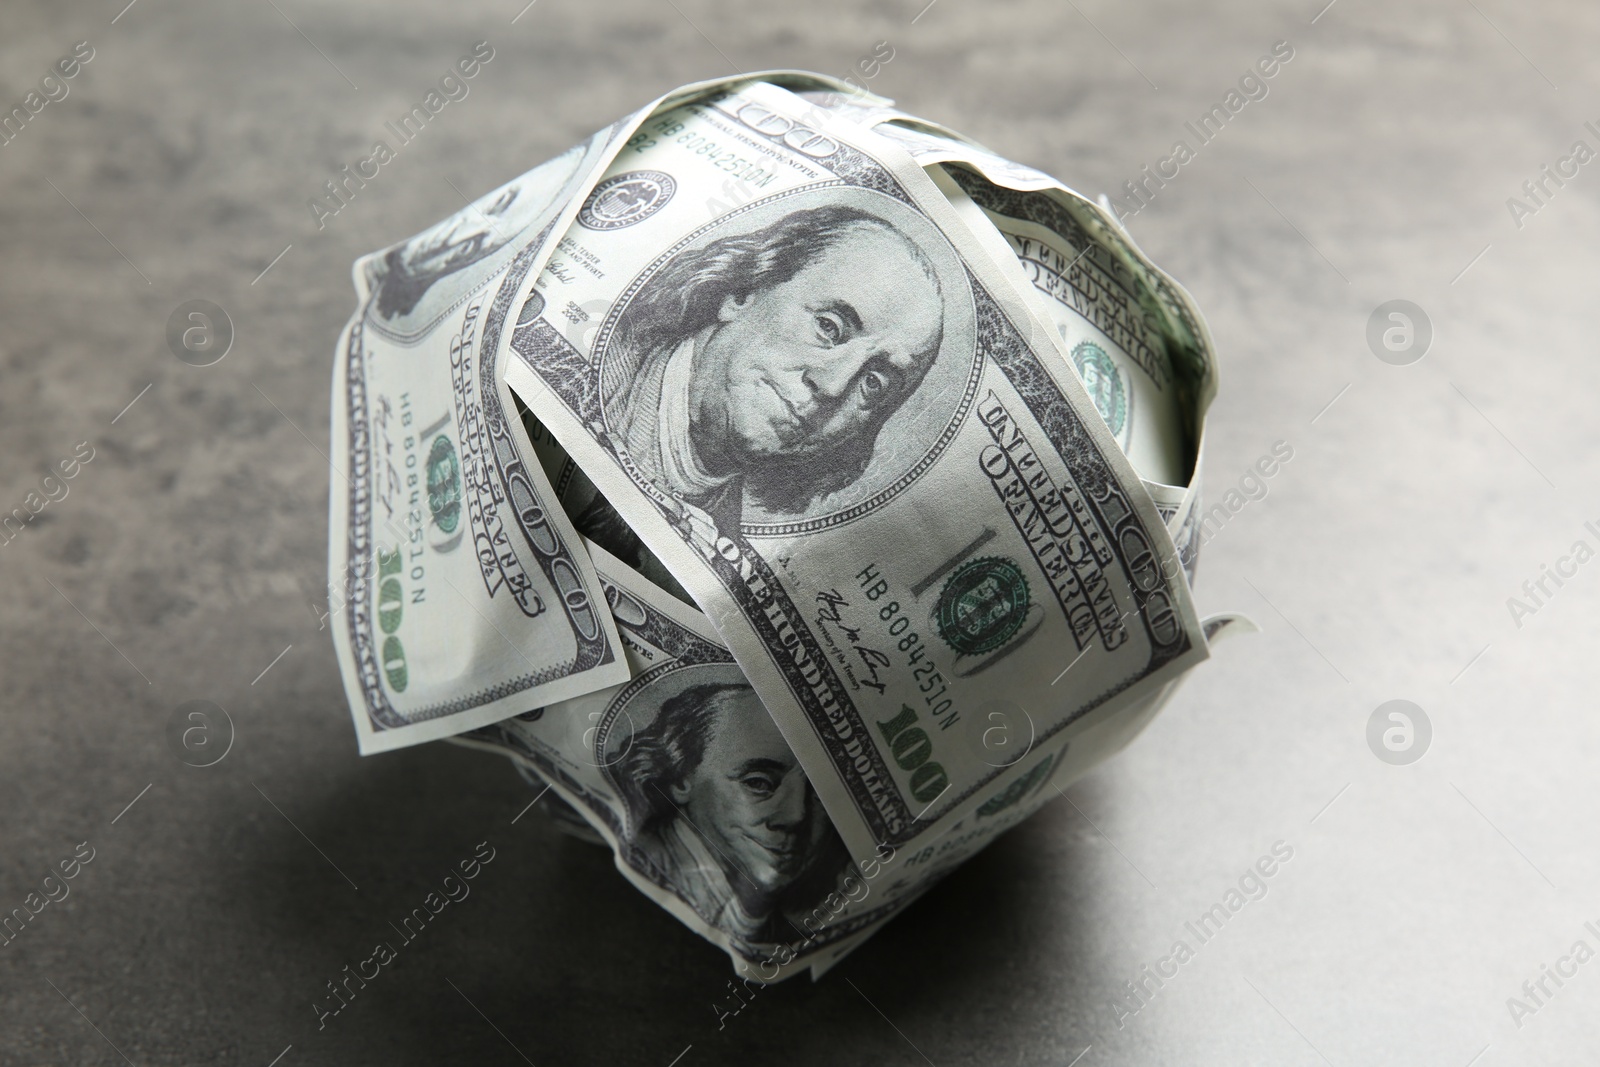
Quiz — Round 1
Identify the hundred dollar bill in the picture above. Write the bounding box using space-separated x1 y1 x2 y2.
496 77 1208 873
926 149 1218 580
804 101 1225 586
451 544 915 981
928 164 1188 488
326 129 638 753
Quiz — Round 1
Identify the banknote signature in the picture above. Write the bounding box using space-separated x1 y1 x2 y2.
813 589 888 696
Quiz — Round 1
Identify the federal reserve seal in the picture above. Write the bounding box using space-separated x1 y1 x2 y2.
1071 341 1130 443
578 170 676 230
934 556 1031 657
425 434 462 535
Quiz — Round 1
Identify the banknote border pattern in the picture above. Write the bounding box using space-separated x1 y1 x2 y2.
600 574 727 667
465 212 617 672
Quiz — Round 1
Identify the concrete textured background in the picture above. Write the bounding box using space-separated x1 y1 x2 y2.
2 0 1598 1064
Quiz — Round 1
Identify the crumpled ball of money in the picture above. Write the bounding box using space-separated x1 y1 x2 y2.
328 70 1242 982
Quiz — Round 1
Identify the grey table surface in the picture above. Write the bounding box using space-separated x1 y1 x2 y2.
3 0 1598 1063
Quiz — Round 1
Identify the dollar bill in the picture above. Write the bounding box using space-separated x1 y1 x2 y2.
864 118 1218 428
496 77 1208 877
327 127 637 753
802 99 1219 491
929 155 1217 580
930 165 1187 486
806 104 1225 581
451 544 914 981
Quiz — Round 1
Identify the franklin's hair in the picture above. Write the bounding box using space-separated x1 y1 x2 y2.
614 682 752 834
612 204 944 514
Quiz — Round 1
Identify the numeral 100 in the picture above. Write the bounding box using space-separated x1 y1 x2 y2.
876 705 949 805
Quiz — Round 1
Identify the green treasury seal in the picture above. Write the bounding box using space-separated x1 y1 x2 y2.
934 556 1030 657
425 434 463 534
1071 341 1128 440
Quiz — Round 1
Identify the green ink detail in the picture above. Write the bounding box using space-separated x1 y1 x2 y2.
934 557 1030 657
382 634 408 692
976 751 1057 818
377 577 404 635
1071 341 1127 436
425 434 462 534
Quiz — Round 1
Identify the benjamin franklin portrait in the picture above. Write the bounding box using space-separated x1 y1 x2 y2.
364 142 588 339
600 194 977 533
608 665 850 946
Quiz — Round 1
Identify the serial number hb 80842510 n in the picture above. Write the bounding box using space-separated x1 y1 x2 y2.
835 563 959 807
854 564 957 727
623 114 781 191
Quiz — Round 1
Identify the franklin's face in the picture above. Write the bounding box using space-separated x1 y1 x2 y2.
689 224 943 469
669 688 828 896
